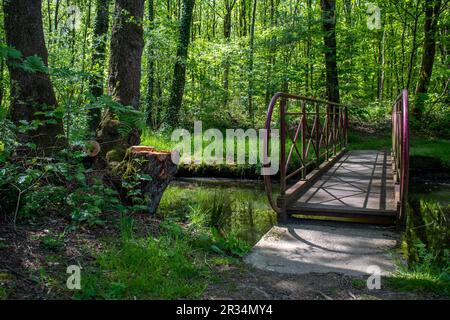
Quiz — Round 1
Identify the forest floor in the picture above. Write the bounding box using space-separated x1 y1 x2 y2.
0 214 444 300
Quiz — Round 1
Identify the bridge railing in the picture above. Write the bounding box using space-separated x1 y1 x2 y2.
263 92 348 221
391 89 409 225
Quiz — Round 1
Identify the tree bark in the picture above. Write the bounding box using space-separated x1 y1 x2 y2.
0 58 4 108
222 0 236 109
118 147 177 215
378 29 386 101
4 0 66 154
320 0 340 103
264 0 277 105
414 0 442 121
88 0 110 136
166 0 195 128
406 0 421 92
305 0 312 94
247 0 257 124
96 0 145 162
240 0 247 37
145 0 156 127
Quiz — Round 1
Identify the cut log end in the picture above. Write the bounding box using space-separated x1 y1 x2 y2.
126 146 178 215
130 146 156 154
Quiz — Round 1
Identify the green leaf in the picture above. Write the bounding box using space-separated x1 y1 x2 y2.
22 55 48 73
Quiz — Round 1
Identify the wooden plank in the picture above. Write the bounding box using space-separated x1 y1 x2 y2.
284 150 398 224
289 212 396 225
287 203 397 216
283 149 347 205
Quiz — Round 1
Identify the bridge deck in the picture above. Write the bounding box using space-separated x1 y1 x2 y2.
285 150 398 224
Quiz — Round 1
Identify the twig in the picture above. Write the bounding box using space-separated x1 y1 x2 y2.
314 290 333 300
1 265 41 285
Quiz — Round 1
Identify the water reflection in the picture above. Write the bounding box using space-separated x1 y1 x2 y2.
410 176 450 207
160 179 277 246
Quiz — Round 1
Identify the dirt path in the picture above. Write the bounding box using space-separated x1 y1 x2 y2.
203 263 436 300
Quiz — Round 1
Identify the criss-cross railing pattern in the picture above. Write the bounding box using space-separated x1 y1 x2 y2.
264 92 348 218
391 89 409 224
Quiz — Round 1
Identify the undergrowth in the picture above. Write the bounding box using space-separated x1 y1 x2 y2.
388 199 450 296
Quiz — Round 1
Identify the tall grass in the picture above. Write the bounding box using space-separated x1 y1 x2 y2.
75 185 276 299
388 199 450 296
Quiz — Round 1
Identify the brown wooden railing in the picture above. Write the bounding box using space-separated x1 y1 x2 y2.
263 92 348 221
391 89 409 225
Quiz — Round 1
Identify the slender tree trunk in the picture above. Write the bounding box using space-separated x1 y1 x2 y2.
88 0 110 136
54 0 60 32
247 0 257 124
155 75 162 126
305 0 312 94
378 29 386 101
414 0 442 121
222 0 235 108
240 0 247 37
320 0 340 103
400 19 406 89
96 0 145 161
46 0 52 46
406 0 421 92
264 0 277 104
0 59 4 108
4 0 66 154
146 0 156 127
212 0 216 38
166 0 195 128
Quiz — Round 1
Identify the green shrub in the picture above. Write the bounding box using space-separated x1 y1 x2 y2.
0 147 123 226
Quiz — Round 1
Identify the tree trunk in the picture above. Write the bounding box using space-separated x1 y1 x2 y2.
222 0 235 108
88 0 110 136
96 0 144 162
54 0 60 32
305 0 312 94
240 0 247 37
320 0 340 103
247 0 257 124
146 0 156 127
378 29 386 101
414 0 442 121
264 0 277 105
0 58 4 108
166 0 195 128
406 0 421 92
4 0 66 154
118 147 177 215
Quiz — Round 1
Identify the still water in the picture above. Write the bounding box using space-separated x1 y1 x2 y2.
161 176 449 247
160 179 276 246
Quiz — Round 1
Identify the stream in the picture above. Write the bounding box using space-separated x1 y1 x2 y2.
163 174 449 247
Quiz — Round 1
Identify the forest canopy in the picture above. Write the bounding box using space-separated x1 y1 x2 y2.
0 0 448 141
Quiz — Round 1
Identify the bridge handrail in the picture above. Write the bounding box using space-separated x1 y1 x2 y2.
263 92 348 219
391 89 409 225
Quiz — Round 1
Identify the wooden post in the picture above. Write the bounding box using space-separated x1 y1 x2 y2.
315 103 320 168
325 105 330 160
279 99 287 222
301 101 307 179
332 105 337 155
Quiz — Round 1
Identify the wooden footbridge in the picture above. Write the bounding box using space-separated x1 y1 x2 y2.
263 90 409 225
